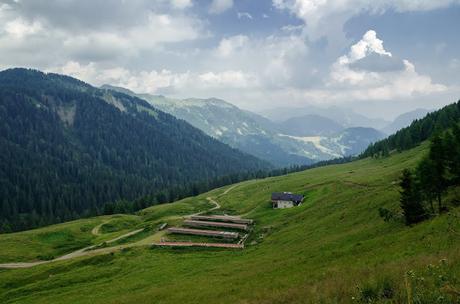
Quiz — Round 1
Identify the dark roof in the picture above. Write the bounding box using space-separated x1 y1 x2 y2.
271 192 304 202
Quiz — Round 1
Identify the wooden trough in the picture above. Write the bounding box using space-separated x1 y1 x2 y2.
190 215 253 225
154 241 244 249
184 220 248 231
167 227 239 239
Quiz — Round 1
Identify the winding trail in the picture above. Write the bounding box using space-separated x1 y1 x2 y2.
0 228 144 269
0 184 239 269
91 220 109 236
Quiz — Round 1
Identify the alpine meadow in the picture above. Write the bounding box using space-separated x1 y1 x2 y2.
0 1 459 304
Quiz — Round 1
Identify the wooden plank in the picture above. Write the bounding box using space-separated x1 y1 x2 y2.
190 215 253 224
184 220 248 231
167 227 239 239
154 242 244 249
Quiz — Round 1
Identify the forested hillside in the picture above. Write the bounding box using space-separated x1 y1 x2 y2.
361 100 460 157
0 69 270 232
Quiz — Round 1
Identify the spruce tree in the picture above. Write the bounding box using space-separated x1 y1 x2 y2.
429 134 448 212
416 158 436 214
400 169 426 225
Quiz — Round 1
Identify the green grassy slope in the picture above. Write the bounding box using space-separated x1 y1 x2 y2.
0 215 143 263
0 143 459 303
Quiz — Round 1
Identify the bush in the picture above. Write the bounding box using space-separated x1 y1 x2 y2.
37 254 55 261
378 207 396 222
354 277 395 303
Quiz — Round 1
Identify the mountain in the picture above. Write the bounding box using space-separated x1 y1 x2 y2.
279 127 386 159
381 108 430 135
102 86 315 167
103 85 386 166
260 105 389 129
0 69 270 232
277 114 344 136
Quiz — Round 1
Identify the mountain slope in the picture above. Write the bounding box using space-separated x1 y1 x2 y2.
280 127 386 159
1 143 459 303
103 85 386 166
0 69 270 231
102 86 315 167
382 108 430 135
277 114 344 136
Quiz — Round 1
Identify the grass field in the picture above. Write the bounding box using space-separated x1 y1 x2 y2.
0 143 459 303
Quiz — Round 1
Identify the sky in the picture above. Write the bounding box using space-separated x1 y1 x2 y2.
0 0 459 119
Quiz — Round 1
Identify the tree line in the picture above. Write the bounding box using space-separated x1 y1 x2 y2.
399 125 460 225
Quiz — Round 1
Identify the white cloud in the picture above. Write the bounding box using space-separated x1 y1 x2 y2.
4 18 43 39
209 0 233 14
216 35 249 57
211 33 309 89
0 8 205 67
237 12 253 19
198 70 258 88
53 61 257 94
328 30 447 99
171 0 193 9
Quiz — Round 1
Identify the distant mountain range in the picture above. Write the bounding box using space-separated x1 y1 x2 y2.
260 105 431 136
260 105 390 129
381 108 430 135
103 85 389 166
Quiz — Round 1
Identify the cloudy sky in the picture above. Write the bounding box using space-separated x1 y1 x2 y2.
1 0 459 119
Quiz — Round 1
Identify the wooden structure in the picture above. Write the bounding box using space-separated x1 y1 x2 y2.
184 220 248 231
190 215 253 224
167 227 239 239
154 241 244 249
271 192 304 209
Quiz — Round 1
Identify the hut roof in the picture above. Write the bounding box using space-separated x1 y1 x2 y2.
271 192 304 202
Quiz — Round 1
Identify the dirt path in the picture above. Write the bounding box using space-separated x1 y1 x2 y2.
0 185 238 269
91 220 109 236
0 228 144 269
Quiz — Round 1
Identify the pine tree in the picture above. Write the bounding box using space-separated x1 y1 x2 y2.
429 134 448 212
400 169 426 225
416 158 436 214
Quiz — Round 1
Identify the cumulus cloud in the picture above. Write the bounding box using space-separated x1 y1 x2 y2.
328 30 446 99
209 0 233 14
349 53 405 72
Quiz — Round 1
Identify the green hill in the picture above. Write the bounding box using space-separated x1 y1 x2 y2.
0 142 459 303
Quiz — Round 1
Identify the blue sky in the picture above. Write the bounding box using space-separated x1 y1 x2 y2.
0 0 459 119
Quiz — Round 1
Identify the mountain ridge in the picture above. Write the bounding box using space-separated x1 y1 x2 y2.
103 85 386 166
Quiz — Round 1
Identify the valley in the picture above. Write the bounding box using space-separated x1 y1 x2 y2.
1 2 459 303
